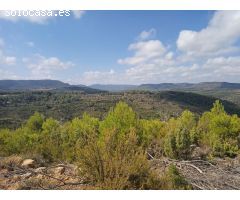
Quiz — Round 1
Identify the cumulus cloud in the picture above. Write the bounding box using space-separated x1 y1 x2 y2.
23 54 74 79
177 11 240 58
118 40 167 66
1 11 240 84
46 10 240 84
80 69 118 85
115 11 240 84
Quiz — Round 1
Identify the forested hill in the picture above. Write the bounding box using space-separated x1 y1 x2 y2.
2 80 240 92
0 80 70 90
1 90 240 129
155 91 240 115
89 82 240 91
0 80 103 93
90 84 137 92
135 82 240 91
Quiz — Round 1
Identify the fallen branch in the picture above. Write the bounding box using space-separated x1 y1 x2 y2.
183 163 203 174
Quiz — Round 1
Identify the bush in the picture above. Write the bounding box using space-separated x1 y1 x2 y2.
77 125 158 189
38 118 62 161
164 111 196 159
61 113 100 162
198 100 240 157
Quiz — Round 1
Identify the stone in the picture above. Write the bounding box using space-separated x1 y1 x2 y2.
21 159 35 168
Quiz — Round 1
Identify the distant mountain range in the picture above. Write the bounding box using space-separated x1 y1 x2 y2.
90 84 137 92
90 82 240 92
1 80 240 93
0 80 70 91
0 80 102 93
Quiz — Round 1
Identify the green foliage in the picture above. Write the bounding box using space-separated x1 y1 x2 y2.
26 112 44 132
62 113 99 162
100 101 138 137
211 100 226 115
2 90 240 130
1 100 240 189
0 129 12 156
139 119 165 148
77 128 156 189
164 111 196 159
38 118 61 161
198 100 240 157
1 100 240 160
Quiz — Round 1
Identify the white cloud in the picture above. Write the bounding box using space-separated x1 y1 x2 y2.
0 50 16 65
137 28 156 41
203 56 240 76
72 11 85 19
81 69 117 85
115 17 240 85
118 40 167 66
1 11 240 84
177 11 240 58
23 54 74 79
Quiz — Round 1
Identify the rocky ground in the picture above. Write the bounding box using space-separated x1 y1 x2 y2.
1 155 240 190
0 156 88 190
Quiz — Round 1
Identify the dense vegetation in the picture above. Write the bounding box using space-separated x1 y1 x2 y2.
1 90 240 129
1 100 240 189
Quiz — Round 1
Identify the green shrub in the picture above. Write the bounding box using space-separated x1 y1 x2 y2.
164 111 196 159
76 127 157 189
198 100 240 157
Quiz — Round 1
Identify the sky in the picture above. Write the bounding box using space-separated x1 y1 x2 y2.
0 10 240 85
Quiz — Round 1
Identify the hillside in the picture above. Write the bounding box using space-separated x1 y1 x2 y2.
1 90 240 129
89 82 240 107
1 101 240 190
0 80 104 94
90 84 137 92
138 82 240 91
0 80 70 90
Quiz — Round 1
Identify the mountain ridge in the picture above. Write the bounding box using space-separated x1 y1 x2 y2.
90 82 240 91
1 80 240 93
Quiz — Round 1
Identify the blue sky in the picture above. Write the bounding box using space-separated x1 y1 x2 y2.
0 10 240 85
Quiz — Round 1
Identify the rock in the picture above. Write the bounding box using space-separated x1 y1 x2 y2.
55 167 65 175
21 159 35 168
34 167 46 173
